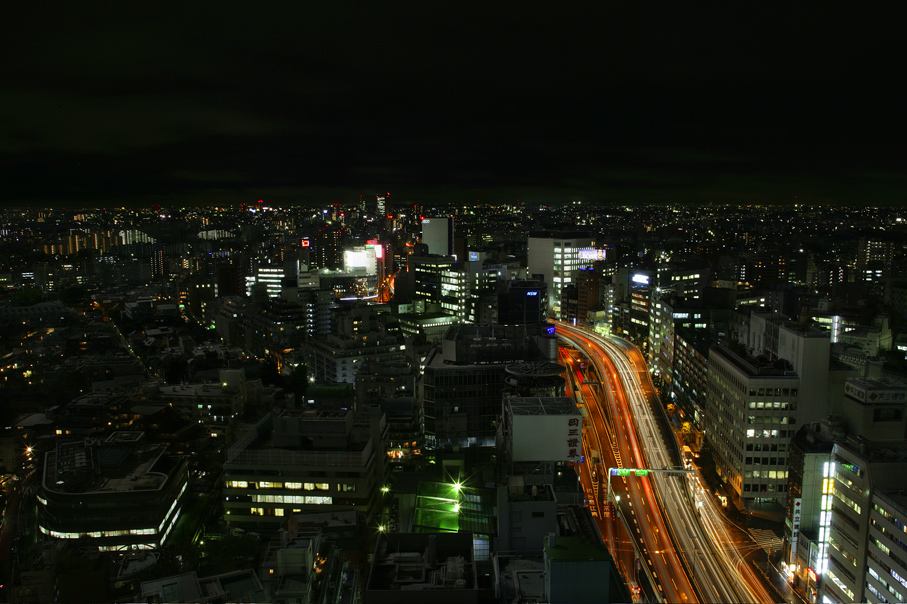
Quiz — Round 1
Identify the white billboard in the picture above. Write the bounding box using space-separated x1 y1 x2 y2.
512 413 583 462
343 247 377 274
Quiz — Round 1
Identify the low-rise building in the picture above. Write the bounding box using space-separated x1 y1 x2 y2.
37 431 189 551
223 408 388 529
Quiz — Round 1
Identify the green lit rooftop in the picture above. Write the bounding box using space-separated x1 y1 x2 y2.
411 481 496 536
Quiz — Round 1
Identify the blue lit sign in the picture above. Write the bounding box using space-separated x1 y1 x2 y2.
546 326 556 335
526 291 538 296
469 252 478 261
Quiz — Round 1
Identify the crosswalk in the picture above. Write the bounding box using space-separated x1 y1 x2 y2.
748 528 781 553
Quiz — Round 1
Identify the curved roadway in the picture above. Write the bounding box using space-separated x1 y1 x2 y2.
556 322 774 604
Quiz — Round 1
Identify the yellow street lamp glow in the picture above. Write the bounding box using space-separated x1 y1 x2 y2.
452 482 462 492
378 525 385 532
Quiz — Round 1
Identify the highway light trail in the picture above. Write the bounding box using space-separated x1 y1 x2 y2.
557 322 775 604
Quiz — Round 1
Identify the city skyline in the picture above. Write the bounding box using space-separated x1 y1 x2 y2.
2 195 907 602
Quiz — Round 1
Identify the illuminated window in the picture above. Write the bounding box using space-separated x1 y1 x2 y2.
285 482 302 490
228 481 249 489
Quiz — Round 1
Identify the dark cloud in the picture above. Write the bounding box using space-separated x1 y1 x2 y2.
1 5 903 207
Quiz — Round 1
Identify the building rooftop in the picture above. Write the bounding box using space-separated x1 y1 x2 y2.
43 432 172 494
367 532 477 593
711 343 799 378
506 479 556 503
543 535 612 562
507 396 578 416
411 481 496 535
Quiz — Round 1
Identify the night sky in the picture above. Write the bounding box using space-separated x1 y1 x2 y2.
2 5 903 208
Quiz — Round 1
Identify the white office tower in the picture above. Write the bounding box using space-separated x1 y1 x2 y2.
527 231 598 319
421 217 454 256
705 344 801 509
745 313 831 425
816 440 907 604
246 263 286 299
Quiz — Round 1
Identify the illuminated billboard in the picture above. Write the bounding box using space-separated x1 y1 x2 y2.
366 239 384 259
578 248 606 261
343 247 378 274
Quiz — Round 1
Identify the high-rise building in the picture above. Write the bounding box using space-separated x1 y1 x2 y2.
527 231 599 319
497 280 548 325
705 343 801 510
420 324 558 449
216 258 244 297
246 263 286 299
657 262 710 300
785 419 836 602
743 314 830 425
410 255 467 320
313 224 345 269
784 379 907 604
421 217 454 257
306 304 405 384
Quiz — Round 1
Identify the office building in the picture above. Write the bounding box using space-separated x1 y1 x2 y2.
544 536 621 604
526 231 600 319
705 343 800 509
420 325 558 450
38 432 189 551
223 408 388 529
312 224 345 269
306 305 405 384
421 216 454 257
497 280 548 325
410 255 467 320
785 419 836 602
246 262 289 300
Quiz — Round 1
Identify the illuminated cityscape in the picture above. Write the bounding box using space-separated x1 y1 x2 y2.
1 201 907 603
1 5 904 604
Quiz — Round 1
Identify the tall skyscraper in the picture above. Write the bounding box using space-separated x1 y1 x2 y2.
526 231 599 319
313 224 344 269
421 217 454 257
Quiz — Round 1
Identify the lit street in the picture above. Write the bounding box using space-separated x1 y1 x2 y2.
557 322 777 603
